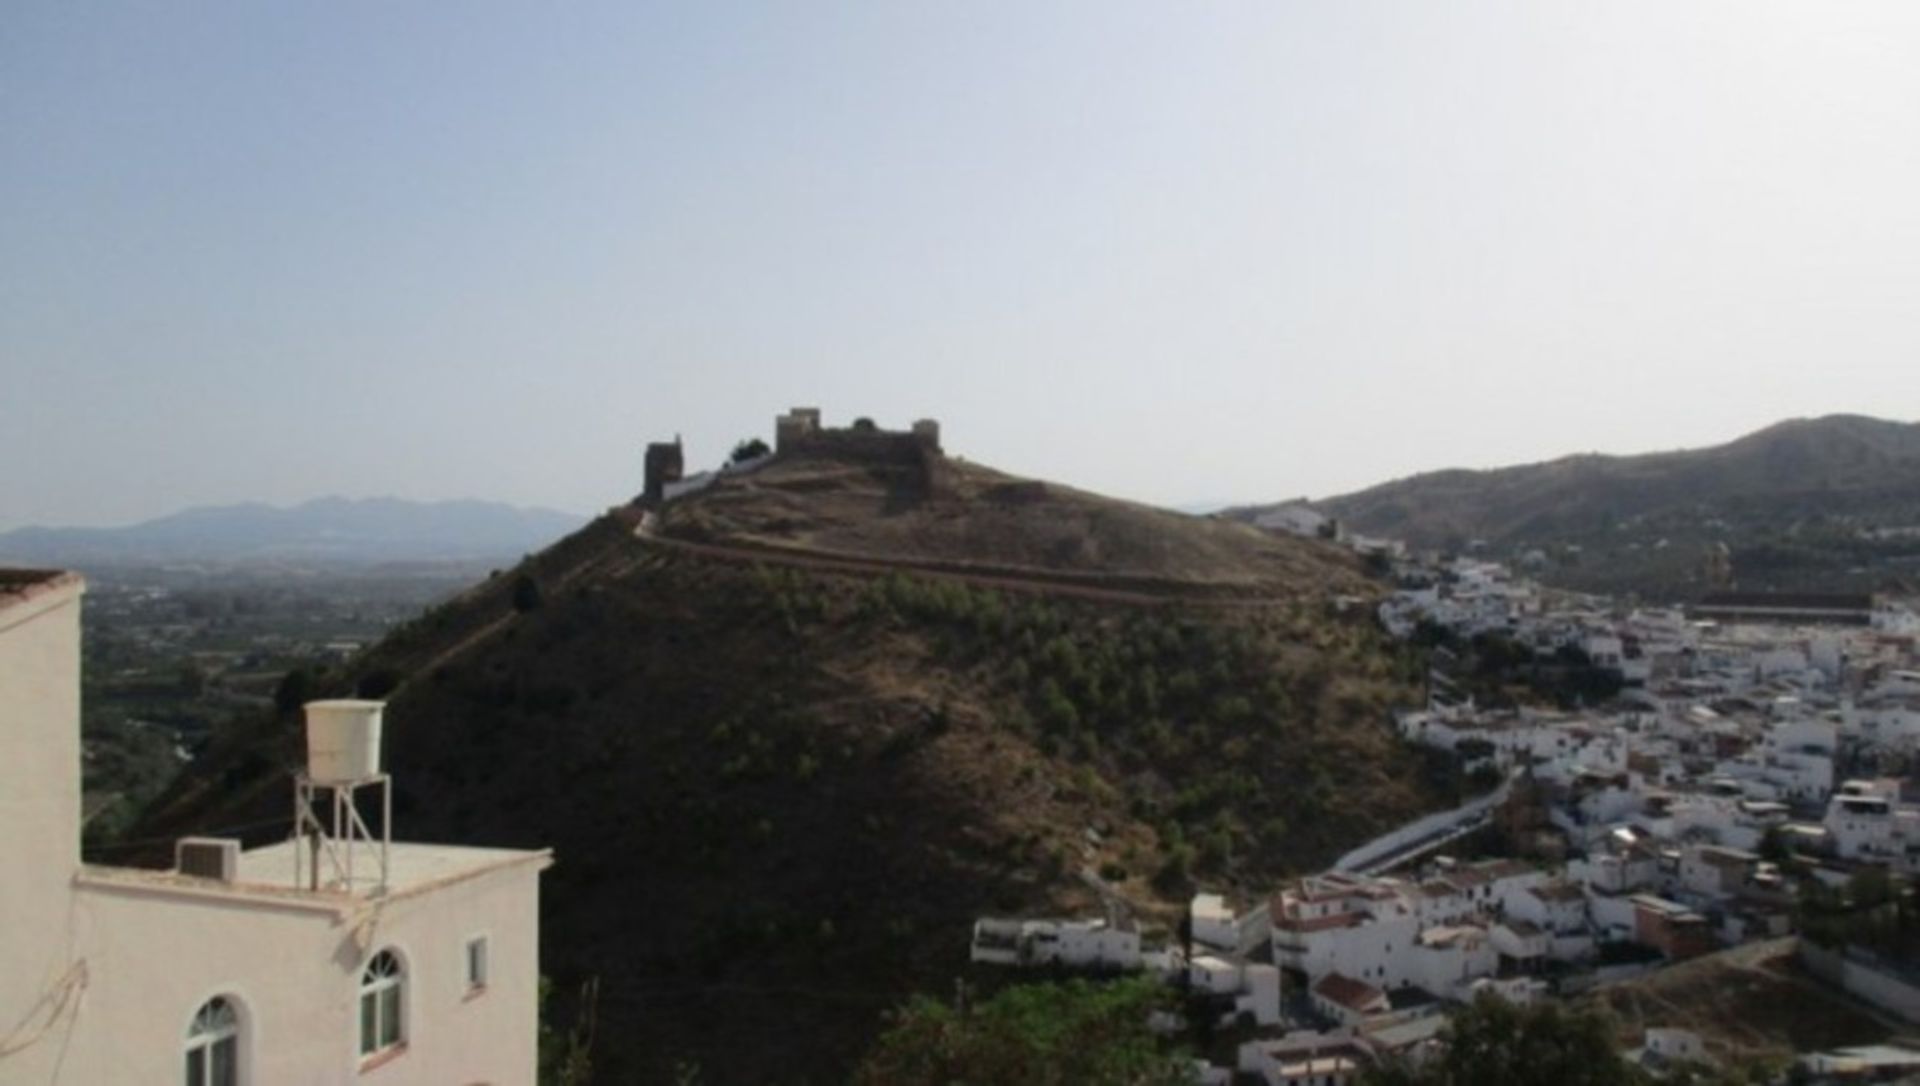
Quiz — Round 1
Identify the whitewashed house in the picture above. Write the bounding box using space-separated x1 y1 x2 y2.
0 570 552 1085
1189 954 1242 995
1270 875 1420 988
1237 1030 1373 1086
969 916 1147 970
1408 925 1498 999
1823 780 1920 873
1506 882 1593 961
1190 892 1238 950
1310 974 1391 1027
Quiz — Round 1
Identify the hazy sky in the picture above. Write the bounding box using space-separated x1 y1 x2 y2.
4 3 1917 530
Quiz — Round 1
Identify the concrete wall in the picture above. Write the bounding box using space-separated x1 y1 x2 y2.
47 865 543 1085
1191 895 1237 950
1333 772 1515 874
0 577 83 1083
0 575 544 1085
1799 941 1920 1025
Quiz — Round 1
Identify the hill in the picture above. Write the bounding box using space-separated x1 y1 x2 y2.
658 443 1352 597
1241 415 1920 599
0 496 585 568
1586 938 1909 1067
130 442 1457 1083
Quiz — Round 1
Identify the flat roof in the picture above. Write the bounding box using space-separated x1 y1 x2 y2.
0 569 82 621
1386 986 1439 1011
1529 882 1586 903
80 840 550 915
1365 1013 1448 1049
236 839 546 894
1191 892 1231 916
1276 1054 1362 1074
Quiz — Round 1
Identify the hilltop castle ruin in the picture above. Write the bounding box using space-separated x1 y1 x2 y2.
639 408 943 508
774 407 941 457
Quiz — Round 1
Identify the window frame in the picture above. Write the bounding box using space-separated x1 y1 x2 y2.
183 994 241 1086
358 948 407 1063
464 934 490 994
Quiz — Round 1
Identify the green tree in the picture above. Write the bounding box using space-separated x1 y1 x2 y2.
273 668 317 715
1036 678 1080 735
538 975 597 1085
1359 994 1645 1086
175 664 208 698
853 977 1191 1086
355 669 401 699
729 437 770 464
513 573 544 613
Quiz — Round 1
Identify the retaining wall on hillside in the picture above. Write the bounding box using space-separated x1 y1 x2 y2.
1799 939 1920 1024
1332 771 1517 874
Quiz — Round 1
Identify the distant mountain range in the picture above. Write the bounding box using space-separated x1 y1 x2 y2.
1231 414 1920 598
0 497 587 567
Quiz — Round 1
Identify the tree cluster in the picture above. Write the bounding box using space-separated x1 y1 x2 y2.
853 977 1189 1086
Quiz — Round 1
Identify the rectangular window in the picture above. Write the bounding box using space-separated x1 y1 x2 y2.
211 1038 236 1086
359 994 378 1057
466 936 490 991
378 986 401 1049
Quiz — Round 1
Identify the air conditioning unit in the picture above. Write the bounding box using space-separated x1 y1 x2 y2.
175 837 242 883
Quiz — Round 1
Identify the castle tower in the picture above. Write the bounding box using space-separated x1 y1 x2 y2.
775 407 821 453
643 436 685 504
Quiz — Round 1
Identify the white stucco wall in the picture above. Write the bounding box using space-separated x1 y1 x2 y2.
46 864 543 1086
1 574 549 1086
0 577 83 1083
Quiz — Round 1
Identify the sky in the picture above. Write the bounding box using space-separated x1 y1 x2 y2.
4 2 1918 530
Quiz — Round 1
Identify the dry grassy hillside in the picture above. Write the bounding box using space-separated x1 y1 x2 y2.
1587 940 1911 1067
135 452 1457 1083
666 444 1360 596
1240 415 1920 598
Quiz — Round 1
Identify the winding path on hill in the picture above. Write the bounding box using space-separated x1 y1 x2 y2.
617 506 1339 611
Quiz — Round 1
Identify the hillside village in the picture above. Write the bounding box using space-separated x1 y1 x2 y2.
969 528 1920 1084
12 410 1920 1084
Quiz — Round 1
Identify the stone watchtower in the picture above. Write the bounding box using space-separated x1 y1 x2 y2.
775 407 822 453
911 418 941 452
643 437 684 505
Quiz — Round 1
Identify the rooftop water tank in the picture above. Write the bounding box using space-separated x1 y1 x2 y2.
304 699 385 783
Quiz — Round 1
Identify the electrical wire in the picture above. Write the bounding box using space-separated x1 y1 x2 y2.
80 815 293 856
0 960 88 1059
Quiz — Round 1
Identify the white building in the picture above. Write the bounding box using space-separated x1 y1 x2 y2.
1311 973 1390 1027
1189 954 1242 995
1506 882 1593 961
1190 892 1237 950
970 915 1170 971
1252 502 1331 539
1237 1030 1372 1086
1 570 552 1085
1407 926 1497 999
1823 779 1920 873
1270 874 1420 988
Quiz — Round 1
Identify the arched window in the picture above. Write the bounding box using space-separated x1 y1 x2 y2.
184 996 239 1086
359 950 405 1058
